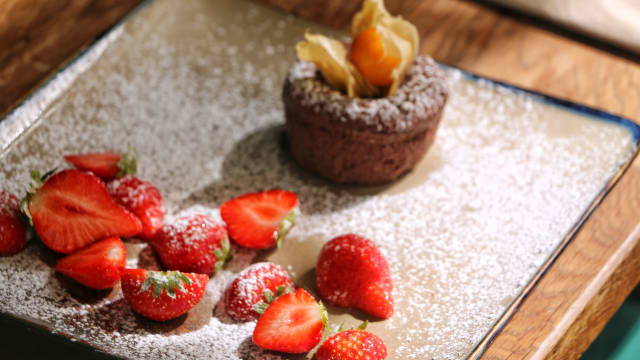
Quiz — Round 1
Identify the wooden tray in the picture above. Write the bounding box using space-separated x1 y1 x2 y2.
0 0 638 359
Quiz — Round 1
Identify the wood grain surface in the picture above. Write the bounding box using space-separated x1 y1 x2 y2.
0 0 141 116
2 0 640 359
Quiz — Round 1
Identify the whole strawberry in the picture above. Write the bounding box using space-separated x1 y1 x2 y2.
0 190 27 256
25 169 142 254
56 237 125 290
253 288 326 354
150 214 230 276
220 190 298 249
120 268 208 321
224 262 294 321
316 234 394 319
315 327 387 360
108 175 164 239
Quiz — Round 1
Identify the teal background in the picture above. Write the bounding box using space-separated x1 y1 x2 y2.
583 286 640 360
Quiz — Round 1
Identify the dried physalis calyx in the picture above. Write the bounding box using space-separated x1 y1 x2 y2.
295 0 418 98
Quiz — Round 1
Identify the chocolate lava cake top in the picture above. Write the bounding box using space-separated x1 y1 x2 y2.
285 55 449 134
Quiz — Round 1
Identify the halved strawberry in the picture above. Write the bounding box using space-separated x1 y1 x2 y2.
220 190 299 249
25 169 142 254
150 214 229 276
108 175 164 239
64 148 136 182
120 269 208 321
55 237 126 289
224 262 294 321
0 190 27 256
252 288 326 354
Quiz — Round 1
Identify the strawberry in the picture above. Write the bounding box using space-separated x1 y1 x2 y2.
253 288 326 354
0 190 27 256
25 169 142 254
108 175 164 239
150 214 230 276
315 327 388 360
55 237 126 289
64 148 137 181
316 234 394 319
224 262 294 321
120 268 208 321
220 190 298 249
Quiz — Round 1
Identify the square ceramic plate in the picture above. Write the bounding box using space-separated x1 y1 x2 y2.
0 0 638 359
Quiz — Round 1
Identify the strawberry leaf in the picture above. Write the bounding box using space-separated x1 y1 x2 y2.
214 236 231 273
276 285 286 297
116 145 138 177
275 209 297 248
356 320 368 331
264 289 276 304
253 302 269 315
139 271 192 299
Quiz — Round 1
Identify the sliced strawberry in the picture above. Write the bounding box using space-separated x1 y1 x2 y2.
224 262 294 321
252 288 325 354
316 234 394 319
55 237 125 289
220 190 299 249
64 147 137 182
150 214 229 276
0 190 27 256
26 169 142 254
315 327 388 360
120 269 208 321
108 175 164 239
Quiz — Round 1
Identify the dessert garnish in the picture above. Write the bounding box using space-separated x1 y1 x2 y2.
220 189 299 249
316 234 394 319
108 175 165 240
24 169 142 254
315 322 388 360
55 237 126 290
0 189 27 256
64 147 137 182
224 262 295 322
66 148 164 240
150 214 230 276
296 0 418 97
121 269 208 321
252 288 327 354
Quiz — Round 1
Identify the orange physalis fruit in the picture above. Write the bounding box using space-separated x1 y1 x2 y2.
348 27 400 87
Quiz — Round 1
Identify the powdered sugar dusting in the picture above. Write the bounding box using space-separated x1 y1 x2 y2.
0 190 19 217
0 0 636 359
287 56 448 132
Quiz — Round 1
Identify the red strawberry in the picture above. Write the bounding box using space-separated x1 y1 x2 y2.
253 288 326 354
0 190 27 256
316 234 394 319
108 175 164 239
55 237 126 289
64 148 137 181
150 214 229 276
120 268 208 321
25 169 142 254
315 328 388 360
220 190 298 249
224 262 294 321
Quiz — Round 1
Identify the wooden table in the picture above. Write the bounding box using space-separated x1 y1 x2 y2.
2 0 640 359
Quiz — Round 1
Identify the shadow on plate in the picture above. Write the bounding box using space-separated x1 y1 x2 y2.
180 124 439 216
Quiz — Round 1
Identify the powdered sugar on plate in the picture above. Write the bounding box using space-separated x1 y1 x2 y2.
0 0 636 359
